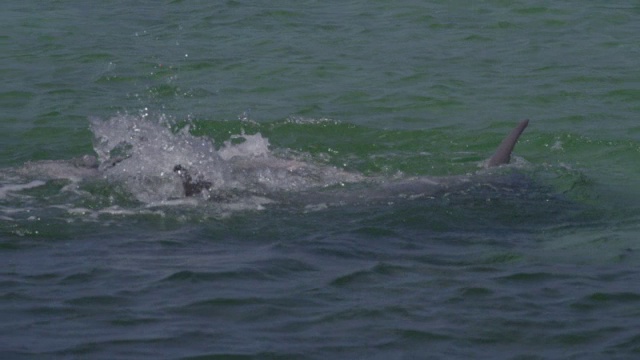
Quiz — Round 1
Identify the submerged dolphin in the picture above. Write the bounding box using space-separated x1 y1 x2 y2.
16 154 101 180
487 119 529 167
173 119 531 199
5 119 531 205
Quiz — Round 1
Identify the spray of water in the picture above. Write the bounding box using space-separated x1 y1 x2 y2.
89 114 363 204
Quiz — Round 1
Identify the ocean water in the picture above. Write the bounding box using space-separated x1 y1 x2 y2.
2 1 640 359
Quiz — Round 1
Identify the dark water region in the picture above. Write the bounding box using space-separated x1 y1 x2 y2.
2 0 640 359
3 209 639 359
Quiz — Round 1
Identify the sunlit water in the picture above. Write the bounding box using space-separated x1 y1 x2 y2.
1 1 640 359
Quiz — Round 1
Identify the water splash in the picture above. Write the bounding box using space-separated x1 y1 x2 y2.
89 114 363 204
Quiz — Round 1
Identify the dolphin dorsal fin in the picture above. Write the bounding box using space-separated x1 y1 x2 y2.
486 119 529 167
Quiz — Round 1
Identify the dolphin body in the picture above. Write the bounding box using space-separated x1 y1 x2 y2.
5 119 530 205
173 120 531 201
16 154 101 181
487 119 529 167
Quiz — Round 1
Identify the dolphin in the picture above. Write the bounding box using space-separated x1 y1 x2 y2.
16 154 101 180
4 119 531 204
487 119 529 167
173 119 531 199
173 164 213 197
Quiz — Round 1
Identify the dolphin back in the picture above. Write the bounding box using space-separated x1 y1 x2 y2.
486 119 529 167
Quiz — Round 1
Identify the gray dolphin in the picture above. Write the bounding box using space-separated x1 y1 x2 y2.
487 119 529 167
174 119 531 199
6 119 530 204
16 154 101 180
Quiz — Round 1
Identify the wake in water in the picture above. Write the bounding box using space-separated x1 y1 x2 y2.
1 114 538 220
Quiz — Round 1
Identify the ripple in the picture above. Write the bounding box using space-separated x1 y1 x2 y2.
572 291 640 311
59 268 104 285
0 90 34 108
605 88 640 102
394 328 453 342
497 271 559 282
330 262 408 287
160 269 254 283
65 295 129 307
160 258 316 284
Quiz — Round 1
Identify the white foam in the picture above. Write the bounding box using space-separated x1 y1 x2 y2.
91 114 227 203
89 114 363 204
218 133 271 160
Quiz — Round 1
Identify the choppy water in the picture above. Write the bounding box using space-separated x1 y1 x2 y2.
2 1 640 359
